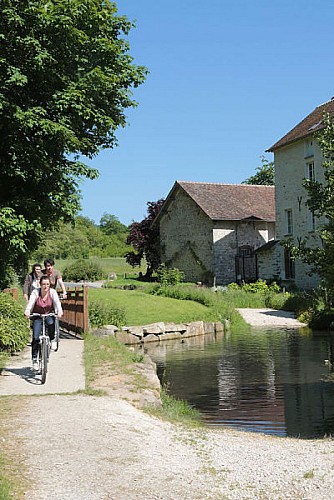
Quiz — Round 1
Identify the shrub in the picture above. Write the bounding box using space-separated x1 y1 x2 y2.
228 280 280 294
156 264 185 286
309 310 334 330
227 282 239 291
283 291 313 314
62 259 105 282
89 300 126 328
0 293 30 353
265 291 291 309
243 279 271 293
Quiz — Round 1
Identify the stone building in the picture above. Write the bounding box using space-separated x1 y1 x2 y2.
267 98 334 289
154 181 275 286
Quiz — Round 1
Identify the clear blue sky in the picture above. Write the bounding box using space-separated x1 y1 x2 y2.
79 0 334 226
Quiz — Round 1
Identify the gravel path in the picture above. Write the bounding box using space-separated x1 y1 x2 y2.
13 395 334 499
237 308 307 328
0 332 85 395
2 310 334 499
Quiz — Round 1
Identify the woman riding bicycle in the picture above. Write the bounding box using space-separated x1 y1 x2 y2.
24 275 63 371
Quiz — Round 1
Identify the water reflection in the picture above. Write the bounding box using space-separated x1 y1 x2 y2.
138 328 334 438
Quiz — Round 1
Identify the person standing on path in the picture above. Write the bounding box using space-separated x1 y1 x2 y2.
24 275 63 371
42 258 67 299
23 263 42 302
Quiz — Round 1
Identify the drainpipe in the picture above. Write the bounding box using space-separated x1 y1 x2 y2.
235 222 241 283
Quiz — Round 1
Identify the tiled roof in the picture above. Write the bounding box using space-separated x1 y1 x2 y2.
176 181 275 221
267 98 334 151
255 239 280 252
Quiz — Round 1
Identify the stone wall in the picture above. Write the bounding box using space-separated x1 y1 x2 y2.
93 320 227 345
213 220 275 284
257 244 281 282
159 189 214 284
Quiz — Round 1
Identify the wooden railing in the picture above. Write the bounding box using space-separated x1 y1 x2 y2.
2 285 89 335
60 286 89 335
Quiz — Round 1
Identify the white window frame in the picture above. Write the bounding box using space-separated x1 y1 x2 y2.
305 161 315 181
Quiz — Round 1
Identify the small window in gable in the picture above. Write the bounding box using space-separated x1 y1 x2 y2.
305 139 314 158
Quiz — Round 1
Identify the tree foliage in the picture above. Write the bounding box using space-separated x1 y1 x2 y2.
125 199 165 278
99 213 128 235
0 0 147 287
290 114 334 298
242 156 275 185
32 214 130 260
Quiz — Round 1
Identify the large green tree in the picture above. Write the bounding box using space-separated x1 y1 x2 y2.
242 156 275 185
0 0 147 286
99 213 128 235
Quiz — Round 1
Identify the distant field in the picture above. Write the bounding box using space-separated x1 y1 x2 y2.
57 257 146 278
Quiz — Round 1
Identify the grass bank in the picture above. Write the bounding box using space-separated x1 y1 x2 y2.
89 287 221 325
84 332 144 390
83 332 202 426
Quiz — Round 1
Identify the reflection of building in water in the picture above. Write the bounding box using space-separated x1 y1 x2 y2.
282 332 334 438
143 328 334 437
216 346 286 433
217 358 240 408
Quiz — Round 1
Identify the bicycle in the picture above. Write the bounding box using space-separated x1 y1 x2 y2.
30 313 59 384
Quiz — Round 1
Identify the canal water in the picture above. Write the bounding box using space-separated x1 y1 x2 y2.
139 327 334 438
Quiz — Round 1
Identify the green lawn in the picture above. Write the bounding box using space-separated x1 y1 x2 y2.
88 288 220 325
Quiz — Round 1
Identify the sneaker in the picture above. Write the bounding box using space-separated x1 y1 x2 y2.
51 339 57 351
32 360 39 372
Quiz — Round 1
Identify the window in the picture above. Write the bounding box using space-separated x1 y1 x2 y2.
305 139 314 158
306 161 315 181
284 248 295 279
284 209 293 235
238 245 253 256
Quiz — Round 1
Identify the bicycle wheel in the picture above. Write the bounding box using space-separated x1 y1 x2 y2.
54 317 60 352
40 338 48 384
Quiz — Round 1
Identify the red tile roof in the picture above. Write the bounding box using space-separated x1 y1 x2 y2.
173 181 275 222
267 98 334 151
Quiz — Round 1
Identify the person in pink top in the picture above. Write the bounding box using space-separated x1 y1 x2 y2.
25 275 63 371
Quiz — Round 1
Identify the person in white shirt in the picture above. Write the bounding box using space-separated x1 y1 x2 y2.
24 275 63 371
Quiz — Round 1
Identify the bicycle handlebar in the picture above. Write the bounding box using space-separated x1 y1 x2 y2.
29 313 57 318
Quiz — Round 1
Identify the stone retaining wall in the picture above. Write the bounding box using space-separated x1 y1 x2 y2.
93 320 229 345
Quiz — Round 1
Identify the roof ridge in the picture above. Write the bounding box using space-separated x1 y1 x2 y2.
177 180 274 188
316 97 334 108
268 98 334 151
